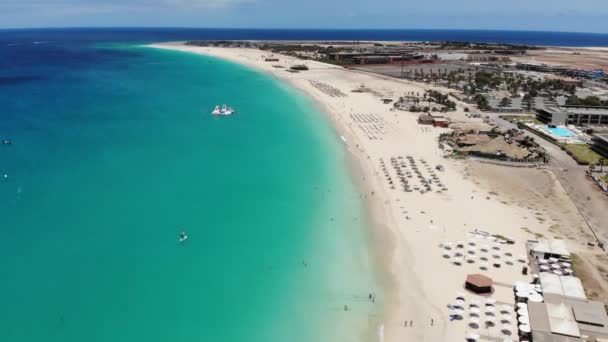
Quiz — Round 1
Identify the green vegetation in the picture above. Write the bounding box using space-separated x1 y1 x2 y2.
424 90 456 110
501 115 543 124
473 94 490 111
570 253 581 278
566 95 608 107
600 175 608 183
562 144 602 165
521 227 544 238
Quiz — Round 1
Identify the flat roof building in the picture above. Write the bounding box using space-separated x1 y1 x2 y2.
528 298 608 341
592 133 608 158
540 273 587 300
528 239 571 260
536 105 608 126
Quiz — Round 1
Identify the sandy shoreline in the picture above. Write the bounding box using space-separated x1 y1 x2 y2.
148 42 595 342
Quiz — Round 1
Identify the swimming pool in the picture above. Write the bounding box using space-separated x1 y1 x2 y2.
546 126 577 137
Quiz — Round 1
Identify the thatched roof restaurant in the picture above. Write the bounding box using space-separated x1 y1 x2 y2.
465 274 493 294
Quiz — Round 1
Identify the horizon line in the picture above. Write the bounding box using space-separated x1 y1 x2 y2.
1 26 608 36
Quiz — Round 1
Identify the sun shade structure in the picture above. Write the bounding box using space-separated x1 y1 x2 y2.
539 273 586 300
465 274 493 294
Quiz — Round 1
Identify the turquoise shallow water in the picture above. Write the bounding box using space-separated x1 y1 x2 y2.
0 42 379 341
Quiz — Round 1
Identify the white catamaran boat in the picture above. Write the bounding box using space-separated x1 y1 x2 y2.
211 104 235 116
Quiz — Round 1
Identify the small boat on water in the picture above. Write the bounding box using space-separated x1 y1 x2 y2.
211 104 235 116
179 231 188 243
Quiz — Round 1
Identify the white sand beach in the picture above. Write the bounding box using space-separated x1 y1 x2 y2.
149 42 595 342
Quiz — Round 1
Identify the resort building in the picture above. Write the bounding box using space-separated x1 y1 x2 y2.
328 52 423 64
528 298 608 341
536 105 608 126
433 117 450 128
539 273 587 300
591 133 608 158
418 114 435 125
527 239 570 260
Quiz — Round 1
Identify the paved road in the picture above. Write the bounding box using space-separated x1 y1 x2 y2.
488 115 608 245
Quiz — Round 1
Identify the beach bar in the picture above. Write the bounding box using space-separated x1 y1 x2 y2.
527 239 570 260
527 298 608 341
465 274 493 294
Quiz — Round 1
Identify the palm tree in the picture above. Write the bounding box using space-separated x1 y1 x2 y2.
599 158 607 172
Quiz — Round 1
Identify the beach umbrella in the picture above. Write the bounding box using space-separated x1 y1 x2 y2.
504 252 513 257
551 263 561 269
466 331 480 340
470 307 481 314
485 315 496 322
456 291 466 300
516 291 529 299
553 270 563 276
519 324 531 333
470 299 481 307
538 259 548 264
505 258 514 265
564 268 573 275
442 252 451 258
500 304 512 313
549 257 558 263
479 262 488 270
516 303 528 310
561 262 571 268
469 317 480 328
501 323 513 334
492 253 501 259
457 241 464 248
513 281 528 290
468 239 476 246
454 251 463 257
518 316 530 325
451 308 464 315
485 306 496 314
481 245 490 252
518 255 527 263
539 265 550 271
517 308 529 316
455 299 465 306
528 294 543 303
486 298 497 305
501 314 512 322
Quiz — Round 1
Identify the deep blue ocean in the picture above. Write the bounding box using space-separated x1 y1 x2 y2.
2 28 608 47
